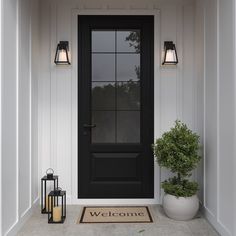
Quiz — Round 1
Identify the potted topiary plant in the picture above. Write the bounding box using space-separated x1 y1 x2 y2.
153 120 201 221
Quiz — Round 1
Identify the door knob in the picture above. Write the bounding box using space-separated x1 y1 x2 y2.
83 124 96 128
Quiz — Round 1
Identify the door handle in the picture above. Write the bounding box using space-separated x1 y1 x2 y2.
83 124 96 128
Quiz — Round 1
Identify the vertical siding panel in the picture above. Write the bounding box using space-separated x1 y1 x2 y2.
204 0 218 216
218 0 234 232
2 0 18 233
31 0 39 203
19 0 31 217
39 0 52 178
160 5 178 186
183 5 194 128
55 2 72 198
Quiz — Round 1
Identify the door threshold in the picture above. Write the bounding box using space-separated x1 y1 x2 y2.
72 198 159 205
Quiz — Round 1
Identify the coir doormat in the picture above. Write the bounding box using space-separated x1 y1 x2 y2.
78 206 153 223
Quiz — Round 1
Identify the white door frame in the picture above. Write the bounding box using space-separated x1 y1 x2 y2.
71 9 161 205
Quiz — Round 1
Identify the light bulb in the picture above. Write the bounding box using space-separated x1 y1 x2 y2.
165 49 176 62
58 49 67 62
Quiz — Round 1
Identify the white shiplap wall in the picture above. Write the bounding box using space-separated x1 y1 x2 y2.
196 0 236 235
2 1 18 233
1 0 39 235
39 0 201 205
0 0 2 233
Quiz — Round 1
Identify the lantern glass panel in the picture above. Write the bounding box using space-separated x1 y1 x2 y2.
41 175 58 214
57 49 67 62
165 49 177 63
48 190 66 224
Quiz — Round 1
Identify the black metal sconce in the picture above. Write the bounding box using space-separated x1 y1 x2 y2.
54 41 71 65
162 41 178 65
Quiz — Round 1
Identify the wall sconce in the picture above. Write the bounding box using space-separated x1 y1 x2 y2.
54 41 71 65
162 41 178 65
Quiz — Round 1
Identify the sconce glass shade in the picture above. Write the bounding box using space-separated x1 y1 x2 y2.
162 41 178 65
54 41 71 65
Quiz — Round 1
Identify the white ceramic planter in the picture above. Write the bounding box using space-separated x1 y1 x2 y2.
163 194 199 221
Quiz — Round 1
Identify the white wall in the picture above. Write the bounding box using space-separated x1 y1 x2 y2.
0 0 2 234
194 0 204 204
31 0 39 206
195 0 236 235
39 0 202 205
2 1 18 233
1 0 39 235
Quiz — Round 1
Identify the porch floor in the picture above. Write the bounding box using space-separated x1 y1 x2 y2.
17 205 219 236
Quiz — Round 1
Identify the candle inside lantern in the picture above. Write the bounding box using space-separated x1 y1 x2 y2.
45 195 52 212
53 206 62 222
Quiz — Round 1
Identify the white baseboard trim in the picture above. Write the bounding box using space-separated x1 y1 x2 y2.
5 197 39 236
202 206 232 236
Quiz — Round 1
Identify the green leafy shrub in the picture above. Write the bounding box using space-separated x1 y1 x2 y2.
162 177 198 197
153 120 201 197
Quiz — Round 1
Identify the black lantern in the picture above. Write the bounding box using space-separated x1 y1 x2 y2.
41 168 58 214
54 41 71 65
48 189 66 223
162 41 178 65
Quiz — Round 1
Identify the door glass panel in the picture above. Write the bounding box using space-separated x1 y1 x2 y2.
92 54 115 81
117 82 140 110
117 54 140 81
117 30 140 53
117 111 140 143
92 111 115 143
92 31 115 52
92 82 116 110
91 30 141 144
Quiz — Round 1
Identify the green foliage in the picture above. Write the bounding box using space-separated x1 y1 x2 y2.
153 120 200 177
92 81 140 110
125 30 140 53
162 177 199 197
153 120 201 197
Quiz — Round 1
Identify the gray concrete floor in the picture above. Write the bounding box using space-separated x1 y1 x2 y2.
17 205 219 236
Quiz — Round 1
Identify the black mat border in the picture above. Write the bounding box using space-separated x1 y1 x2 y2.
79 206 153 224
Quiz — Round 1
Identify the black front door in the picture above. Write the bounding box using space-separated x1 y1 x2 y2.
78 16 154 198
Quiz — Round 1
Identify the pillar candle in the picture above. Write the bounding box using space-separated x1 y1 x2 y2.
45 195 52 211
53 206 62 222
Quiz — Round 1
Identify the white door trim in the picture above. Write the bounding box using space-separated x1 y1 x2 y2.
71 9 161 205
